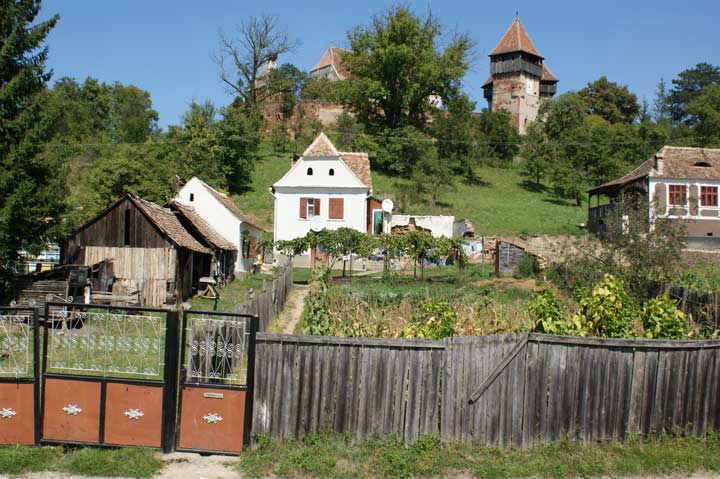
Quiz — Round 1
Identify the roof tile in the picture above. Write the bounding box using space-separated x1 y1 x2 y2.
489 17 542 58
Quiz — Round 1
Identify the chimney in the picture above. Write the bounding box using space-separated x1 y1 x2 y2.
655 153 664 173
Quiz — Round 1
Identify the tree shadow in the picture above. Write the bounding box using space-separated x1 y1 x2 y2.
519 180 546 193
462 176 492 188
542 197 579 207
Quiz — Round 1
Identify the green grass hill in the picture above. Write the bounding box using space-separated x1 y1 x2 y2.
233 145 588 236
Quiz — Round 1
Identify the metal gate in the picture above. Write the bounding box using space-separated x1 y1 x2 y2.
176 310 257 454
40 303 180 451
0 307 40 445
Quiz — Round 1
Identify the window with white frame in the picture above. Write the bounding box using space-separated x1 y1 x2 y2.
701 186 718 207
668 184 687 206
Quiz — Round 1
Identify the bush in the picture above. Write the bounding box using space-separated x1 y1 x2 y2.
641 294 688 339
529 290 568 335
572 274 639 338
514 254 539 278
402 300 457 339
301 264 332 336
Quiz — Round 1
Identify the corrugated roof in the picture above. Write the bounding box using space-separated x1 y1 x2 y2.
589 146 720 194
489 17 542 58
168 200 237 251
131 196 210 253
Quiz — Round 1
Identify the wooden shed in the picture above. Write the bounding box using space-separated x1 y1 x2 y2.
167 200 238 283
495 240 539 277
65 194 211 306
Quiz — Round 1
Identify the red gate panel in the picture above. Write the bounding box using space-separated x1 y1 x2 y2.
0 383 35 445
43 378 101 443
178 387 246 454
104 383 163 447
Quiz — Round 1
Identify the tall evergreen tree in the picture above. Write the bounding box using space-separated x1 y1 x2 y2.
0 1 63 287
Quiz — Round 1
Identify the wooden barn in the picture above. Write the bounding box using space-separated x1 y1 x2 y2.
167 199 238 283
65 194 211 307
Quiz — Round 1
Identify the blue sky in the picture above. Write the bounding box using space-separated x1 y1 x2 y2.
39 0 720 130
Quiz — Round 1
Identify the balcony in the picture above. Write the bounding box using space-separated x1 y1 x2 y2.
588 203 616 235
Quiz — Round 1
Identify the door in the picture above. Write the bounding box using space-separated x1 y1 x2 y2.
176 310 257 454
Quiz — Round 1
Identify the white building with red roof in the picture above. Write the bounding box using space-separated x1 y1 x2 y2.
270 133 375 249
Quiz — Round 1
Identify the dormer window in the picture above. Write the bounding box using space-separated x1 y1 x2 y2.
189 193 194 202
693 161 713 168
329 168 335 176
307 167 313 176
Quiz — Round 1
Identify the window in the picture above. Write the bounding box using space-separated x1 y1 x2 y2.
329 198 344 219
668 184 687 206
307 167 313 176
300 198 320 219
189 193 194 202
329 168 335 176
701 186 718 207
123 209 131 246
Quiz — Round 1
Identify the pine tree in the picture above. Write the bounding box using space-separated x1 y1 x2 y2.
0 1 63 291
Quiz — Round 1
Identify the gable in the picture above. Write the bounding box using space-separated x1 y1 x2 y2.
273 156 367 189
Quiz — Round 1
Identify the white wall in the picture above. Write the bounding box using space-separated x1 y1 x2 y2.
273 187 368 243
391 215 456 238
177 178 258 273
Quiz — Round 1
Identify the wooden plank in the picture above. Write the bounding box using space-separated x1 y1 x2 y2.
536 341 550 443
468 334 529 404
392 346 410 436
309 345 323 435
640 349 659 437
521 339 538 448
528 333 720 350
371 347 385 436
462 339 475 441
333 345 351 434
286 342 301 438
257 333 446 349
614 348 634 440
404 350 423 443
356 346 371 439
562 345 579 438
500 335 516 447
627 349 645 435
380 348 397 437
510 336 527 447
547 342 566 442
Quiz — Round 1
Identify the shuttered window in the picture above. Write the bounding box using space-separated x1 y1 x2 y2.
701 186 718 207
668 185 687 206
329 198 344 219
299 198 320 218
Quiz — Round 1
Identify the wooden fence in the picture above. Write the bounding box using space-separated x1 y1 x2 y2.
235 261 294 332
665 285 719 332
252 333 720 446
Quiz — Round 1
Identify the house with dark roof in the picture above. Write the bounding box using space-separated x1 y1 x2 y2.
589 146 720 249
175 177 268 275
481 16 559 134
270 133 375 255
65 194 212 306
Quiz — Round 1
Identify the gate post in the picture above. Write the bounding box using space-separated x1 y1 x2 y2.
243 315 258 448
161 310 181 453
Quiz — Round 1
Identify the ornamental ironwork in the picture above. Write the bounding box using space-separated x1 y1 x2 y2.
202 412 223 424
62 404 82 415
46 309 165 379
185 315 251 385
0 408 16 419
0 313 33 378
123 408 144 420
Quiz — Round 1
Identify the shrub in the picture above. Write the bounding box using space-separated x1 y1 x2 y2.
402 300 457 339
301 264 332 336
529 290 568 335
572 274 640 338
514 254 538 278
641 294 688 339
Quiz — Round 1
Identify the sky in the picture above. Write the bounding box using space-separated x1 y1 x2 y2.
39 0 720 130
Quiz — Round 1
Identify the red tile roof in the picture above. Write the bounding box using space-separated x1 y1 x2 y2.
168 200 237 251
541 64 558 82
489 17 542 58
303 132 339 157
311 47 350 79
590 146 720 194
340 152 372 189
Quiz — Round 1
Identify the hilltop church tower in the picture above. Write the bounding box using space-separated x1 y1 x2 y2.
482 16 558 134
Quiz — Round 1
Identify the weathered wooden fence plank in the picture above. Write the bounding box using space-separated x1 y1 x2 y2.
253 333 720 445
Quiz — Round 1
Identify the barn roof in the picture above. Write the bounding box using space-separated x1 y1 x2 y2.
132 196 210 253
589 146 720 195
489 17 542 58
167 200 237 251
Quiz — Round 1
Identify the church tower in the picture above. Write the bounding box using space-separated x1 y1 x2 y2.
482 17 558 134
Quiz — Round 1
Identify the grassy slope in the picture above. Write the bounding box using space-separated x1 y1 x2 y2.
233 145 588 236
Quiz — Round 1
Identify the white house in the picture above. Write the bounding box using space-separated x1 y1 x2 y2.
270 133 374 254
175 177 267 274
